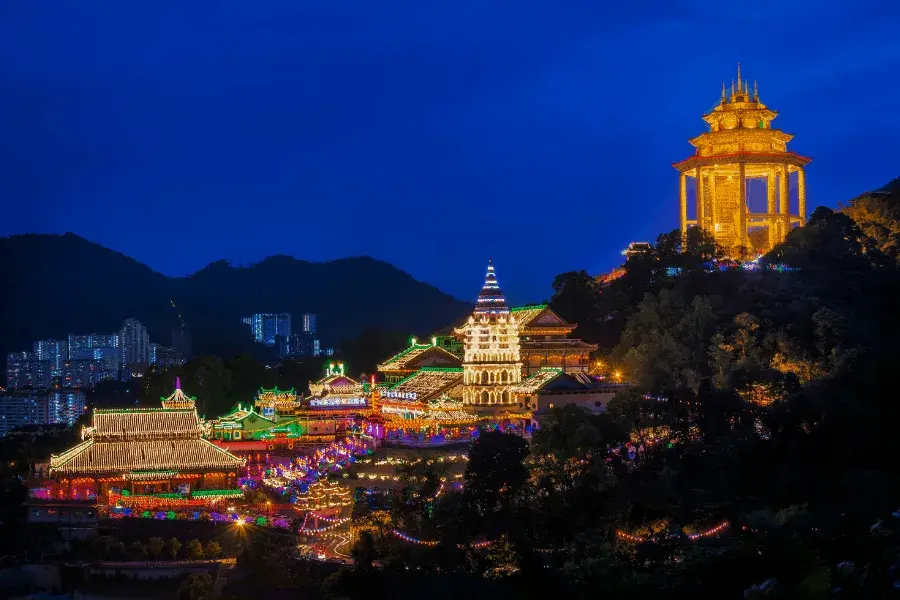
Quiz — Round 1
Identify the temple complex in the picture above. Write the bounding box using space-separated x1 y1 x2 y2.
511 304 597 376
36 382 244 502
674 64 810 254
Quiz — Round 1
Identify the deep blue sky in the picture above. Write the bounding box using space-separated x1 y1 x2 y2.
2 2 899 304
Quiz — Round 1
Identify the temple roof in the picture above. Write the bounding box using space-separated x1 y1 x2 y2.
510 305 576 333
511 368 564 394
474 259 509 316
50 438 244 475
160 378 196 409
385 367 463 402
521 339 598 350
377 343 461 373
90 408 203 441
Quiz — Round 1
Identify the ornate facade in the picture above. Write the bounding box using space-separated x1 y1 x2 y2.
454 260 523 414
674 64 810 253
511 305 597 375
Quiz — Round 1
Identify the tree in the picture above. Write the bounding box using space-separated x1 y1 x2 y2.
177 572 213 600
185 539 205 560
166 537 182 561
128 541 148 561
147 536 164 560
204 541 222 559
462 430 530 544
350 530 377 571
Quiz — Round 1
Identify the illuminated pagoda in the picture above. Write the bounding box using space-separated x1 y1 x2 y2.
295 479 352 511
40 382 245 501
307 363 368 409
510 304 597 376
454 260 523 415
378 339 462 385
674 63 810 254
255 387 300 418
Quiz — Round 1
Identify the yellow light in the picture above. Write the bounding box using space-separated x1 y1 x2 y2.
235 519 244 527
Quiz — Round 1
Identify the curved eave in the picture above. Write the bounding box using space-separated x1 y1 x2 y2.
673 151 812 172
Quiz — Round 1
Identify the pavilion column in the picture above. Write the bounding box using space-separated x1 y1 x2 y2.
767 169 777 248
679 172 688 239
695 166 704 231
708 170 717 232
738 162 747 250
779 165 790 243
798 167 807 225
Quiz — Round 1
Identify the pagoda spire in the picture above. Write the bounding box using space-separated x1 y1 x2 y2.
736 63 742 93
753 80 759 101
176 376 181 390
721 82 726 104
474 258 508 316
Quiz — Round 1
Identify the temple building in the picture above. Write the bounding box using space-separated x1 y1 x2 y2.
36 382 245 502
454 260 523 415
674 64 810 254
377 341 462 385
254 387 300 418
511 304 597 376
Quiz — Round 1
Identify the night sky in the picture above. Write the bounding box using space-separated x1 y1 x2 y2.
2 2 899 304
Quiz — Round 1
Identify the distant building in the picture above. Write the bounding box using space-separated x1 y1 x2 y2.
285 331 321 358
171 327 192 359
89 334 119 349
0 389 46 436
90 346 121 381
67 335 92 360
60 359 102 389
6 352 50 389
302 313 317 334
243 313 292 346
34 339 68 374
119 318 150 369
46 389 86 426
622 242 652 258
150 344 183 368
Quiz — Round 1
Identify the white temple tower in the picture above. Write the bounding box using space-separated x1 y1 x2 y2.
455 260 523 415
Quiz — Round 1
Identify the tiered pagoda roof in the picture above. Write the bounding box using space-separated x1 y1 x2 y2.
377 342 461 373
307 364 368 409
50 403 245 476
474 259 509 316
384 367 464 403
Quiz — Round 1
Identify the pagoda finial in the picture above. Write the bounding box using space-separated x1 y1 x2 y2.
753 80 758 101
736 62 742 92
474 258 507 316
176 376 181 390
721 82 726 103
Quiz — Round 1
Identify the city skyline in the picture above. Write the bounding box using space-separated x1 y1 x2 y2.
2 3 898 302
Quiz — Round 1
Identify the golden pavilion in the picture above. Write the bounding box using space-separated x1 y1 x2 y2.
674 63 810 253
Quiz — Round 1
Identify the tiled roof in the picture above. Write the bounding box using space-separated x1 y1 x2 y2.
509 305 548 326
389 368 463 402
377 345 460 372
511 368 563 394
50 438 245 475
521 339 598 350
92 409 203 441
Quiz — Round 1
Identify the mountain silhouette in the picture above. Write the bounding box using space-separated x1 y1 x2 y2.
0 233 471 361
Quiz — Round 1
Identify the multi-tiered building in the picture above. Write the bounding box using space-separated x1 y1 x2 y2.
674 64 810 254
454 260 523 415
36 382 244 502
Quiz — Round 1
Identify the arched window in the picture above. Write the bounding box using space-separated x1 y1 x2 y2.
501 391 508 404
481 391 490 404
501 371 508 383
481 371 489 385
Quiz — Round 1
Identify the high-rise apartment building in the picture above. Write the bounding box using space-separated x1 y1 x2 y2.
119 318 150 368
302 313 316 334
0 390 46 436
34 339 68 374
46 389 86 426
6 352 50 389
60 360 102 389
243 313 292 346
67 335 92 360
171 327 191 359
